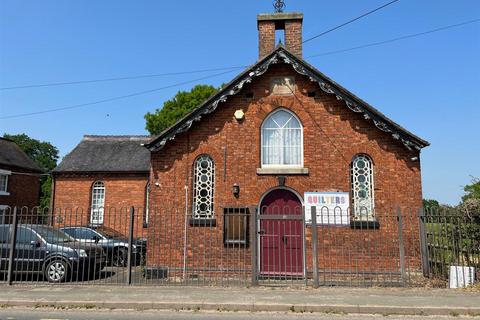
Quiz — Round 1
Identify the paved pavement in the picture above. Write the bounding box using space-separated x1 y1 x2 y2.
0 285 479 317
0 308 477 320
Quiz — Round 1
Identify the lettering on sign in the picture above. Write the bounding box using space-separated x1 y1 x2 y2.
304 192 350 225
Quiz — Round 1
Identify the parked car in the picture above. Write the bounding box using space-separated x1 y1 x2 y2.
60 226 146 267
0 224 106 283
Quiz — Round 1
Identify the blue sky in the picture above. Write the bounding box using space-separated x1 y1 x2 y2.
0 0 479 205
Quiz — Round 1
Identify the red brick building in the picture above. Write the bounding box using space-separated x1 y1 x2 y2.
142 12 429 279
0 137 43 222
52 11 429 282
52 135 150 235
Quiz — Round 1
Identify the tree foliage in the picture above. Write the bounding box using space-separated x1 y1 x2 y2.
3 133 59 208
423 199 440 211
455 178 480 265
462 176 480 202
144 84 218 135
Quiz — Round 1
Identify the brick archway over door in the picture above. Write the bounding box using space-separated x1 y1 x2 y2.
259 188 303 276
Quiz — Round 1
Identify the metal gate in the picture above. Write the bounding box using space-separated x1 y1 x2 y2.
252 189 307 286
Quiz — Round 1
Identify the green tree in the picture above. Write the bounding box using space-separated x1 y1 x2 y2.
3 133 59 208
144 84 218 135
423 199 440 211
454 177 480 267
462 176 480 202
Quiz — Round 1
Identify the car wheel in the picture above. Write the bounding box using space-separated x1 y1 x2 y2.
45 260 69 283
112 247 128 267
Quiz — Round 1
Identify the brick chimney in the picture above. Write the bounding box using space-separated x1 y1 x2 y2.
257 12 303 59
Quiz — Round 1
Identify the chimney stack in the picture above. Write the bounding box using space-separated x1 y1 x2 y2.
257 12 303 59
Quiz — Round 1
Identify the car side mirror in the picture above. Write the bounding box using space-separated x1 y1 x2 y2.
92 236 100 244
30 240 40 248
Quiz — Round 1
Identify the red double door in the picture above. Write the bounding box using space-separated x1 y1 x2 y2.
259 189 303 276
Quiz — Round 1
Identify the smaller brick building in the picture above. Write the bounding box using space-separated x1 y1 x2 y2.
52 135 151 235
0 137 43 223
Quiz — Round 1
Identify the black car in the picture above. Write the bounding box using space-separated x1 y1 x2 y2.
0 224 106 283
60 226 146 267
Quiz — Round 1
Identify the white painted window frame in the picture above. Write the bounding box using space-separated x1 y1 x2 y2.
351 154 376 220
90 181 105 225
0 169 11 196
260 108 304 169
0 205 8 224
192 155 215 219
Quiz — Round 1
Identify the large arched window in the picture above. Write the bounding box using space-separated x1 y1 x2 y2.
193 155 215 219
351 155 375 220
261 109 303 167
91 181 105 225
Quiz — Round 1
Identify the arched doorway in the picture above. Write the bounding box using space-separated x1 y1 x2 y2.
258 188 304 276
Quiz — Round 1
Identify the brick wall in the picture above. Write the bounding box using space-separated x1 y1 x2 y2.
258 20 276 59
0 165 41 209
53 173 149 237
285 20 302 57
258 16 303 58
147 62 424 276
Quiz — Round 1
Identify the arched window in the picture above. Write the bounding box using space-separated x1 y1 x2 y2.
351 155 375 220
91 181 105 225
261 109 303 167
193 155 215 219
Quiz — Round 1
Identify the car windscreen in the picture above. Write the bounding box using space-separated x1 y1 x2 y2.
94 226 125 239
33 226 74 243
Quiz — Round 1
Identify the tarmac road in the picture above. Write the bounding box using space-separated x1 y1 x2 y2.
0 308 476 320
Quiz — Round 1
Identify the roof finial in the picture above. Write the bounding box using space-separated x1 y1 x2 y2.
273 0 285 13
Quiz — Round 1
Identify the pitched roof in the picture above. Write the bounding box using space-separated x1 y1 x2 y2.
0 137 43 172
53 135 151 174
145 46 429 152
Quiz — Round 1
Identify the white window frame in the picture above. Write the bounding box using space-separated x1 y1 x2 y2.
144 183 150 226
90 181 105 225
0 205 8 224
0 169 11 196
261 108 304 169
351 154 375 220
192 155 215 220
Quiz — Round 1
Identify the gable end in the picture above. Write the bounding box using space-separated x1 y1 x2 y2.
145 47 429 152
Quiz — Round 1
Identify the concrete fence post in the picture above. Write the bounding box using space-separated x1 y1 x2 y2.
126 206 135 285
251 207 258 286
397 207 407 286
311 206 319 288
7 207 18 285
418 207 430 277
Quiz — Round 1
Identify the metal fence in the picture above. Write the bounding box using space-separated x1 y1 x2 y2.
421 208 480 285
0 205 478 288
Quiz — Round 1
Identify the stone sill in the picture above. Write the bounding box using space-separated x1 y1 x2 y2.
0 191 10 196
256 167 309 175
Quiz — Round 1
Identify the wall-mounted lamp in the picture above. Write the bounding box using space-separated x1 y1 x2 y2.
234 109 245 121
411 156 419 162
232 184 240 197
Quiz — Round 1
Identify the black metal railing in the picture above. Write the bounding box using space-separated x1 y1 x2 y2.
0 205 477 288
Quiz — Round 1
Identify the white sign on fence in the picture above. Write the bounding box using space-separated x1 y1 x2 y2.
304 192 350 225
449 266 476 288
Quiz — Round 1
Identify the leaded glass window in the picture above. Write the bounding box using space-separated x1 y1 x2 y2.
261 109 303 167
351 155 375 220
91 181 105 225
193 155 215 219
